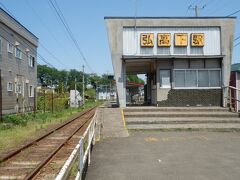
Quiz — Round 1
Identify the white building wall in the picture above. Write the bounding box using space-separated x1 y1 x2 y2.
123 27 221 56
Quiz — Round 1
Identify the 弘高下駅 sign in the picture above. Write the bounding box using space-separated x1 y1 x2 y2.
140 33 204 47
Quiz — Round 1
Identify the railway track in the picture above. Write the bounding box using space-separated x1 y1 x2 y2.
0 107 97 180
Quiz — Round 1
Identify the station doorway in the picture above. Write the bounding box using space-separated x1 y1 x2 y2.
126 74 145 106
125 60 157 106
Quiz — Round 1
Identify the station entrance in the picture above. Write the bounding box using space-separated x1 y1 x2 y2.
125 59 157 106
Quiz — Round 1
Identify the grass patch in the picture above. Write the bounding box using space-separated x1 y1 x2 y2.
0 100 104 153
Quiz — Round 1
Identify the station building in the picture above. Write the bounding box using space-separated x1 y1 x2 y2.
105 17 236 107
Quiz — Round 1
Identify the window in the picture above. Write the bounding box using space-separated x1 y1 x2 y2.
15 83 22 94
29 54 35 67
175 70 185 87
209 70 221 87
198 70 209 87
174 69 221 88
159 70 171 88
185 70 197 87
7 43 14 53
7 82 13 91
15 47 22 59
29 85 34 97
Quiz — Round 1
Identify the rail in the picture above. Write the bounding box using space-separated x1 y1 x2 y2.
223 86 240 112
55 108 98 180
0 107 96 163
0 107 97 180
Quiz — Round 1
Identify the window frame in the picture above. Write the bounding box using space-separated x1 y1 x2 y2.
15 47 22 59
159 69 171 88
7 82 13 92
15 83 22 94
28 54 35 67
28 85 34 97
173 68 221 89
7 43 14 53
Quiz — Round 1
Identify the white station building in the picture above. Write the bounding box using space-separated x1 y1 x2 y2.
105 17 236 107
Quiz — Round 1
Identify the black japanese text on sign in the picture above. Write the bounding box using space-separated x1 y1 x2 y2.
140 33 154 47
158 33 171 47
191 33 204 46
175 33 188 46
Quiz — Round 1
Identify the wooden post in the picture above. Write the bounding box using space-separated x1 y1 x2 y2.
43 89 46 113
33 87 36 117
51 89 54 113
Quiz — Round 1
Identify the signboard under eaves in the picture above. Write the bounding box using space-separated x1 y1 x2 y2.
123 27 220 56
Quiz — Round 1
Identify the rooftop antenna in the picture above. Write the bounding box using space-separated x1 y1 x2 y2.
134 0 138 28
189 4 206 17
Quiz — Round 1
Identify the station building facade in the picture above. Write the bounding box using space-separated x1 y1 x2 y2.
105 17 236 107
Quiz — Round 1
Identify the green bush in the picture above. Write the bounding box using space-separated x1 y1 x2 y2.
3 114 28 126
37 92 69 112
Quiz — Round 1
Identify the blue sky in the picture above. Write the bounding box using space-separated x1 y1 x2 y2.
1 0 240 74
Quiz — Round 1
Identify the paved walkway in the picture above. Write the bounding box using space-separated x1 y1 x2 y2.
101 107 129 138
86 131 240 180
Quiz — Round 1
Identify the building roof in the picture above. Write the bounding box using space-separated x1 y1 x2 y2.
0 7 38 39
0 7 38 46
231 63 240 72
104 16 237 20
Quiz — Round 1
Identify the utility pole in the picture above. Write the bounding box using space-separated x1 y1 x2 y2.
82 65 85 106
189 5 205 17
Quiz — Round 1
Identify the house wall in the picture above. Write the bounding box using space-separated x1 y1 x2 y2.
0 9 38 114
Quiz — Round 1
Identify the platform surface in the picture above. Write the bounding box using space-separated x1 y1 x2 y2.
86 131 240 180
101 107 129 138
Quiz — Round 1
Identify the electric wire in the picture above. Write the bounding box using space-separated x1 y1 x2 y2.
0 3 56 68
0 2 16 19
48 0 94 73
25 0 70 69
0 25 54 68
234 41 240 48
227 9 240 17
39 42 69 69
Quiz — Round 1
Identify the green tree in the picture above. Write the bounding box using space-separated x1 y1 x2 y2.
127 75 144 84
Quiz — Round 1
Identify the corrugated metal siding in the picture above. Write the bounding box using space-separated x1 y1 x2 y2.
123 27 221 56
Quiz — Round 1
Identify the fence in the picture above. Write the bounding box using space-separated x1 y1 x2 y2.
55 109 97 180
223 86 240 112
37 89 70 113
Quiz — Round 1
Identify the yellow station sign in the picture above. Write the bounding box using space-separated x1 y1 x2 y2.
191 33 204 46
140 33 154 47
140 33 205 47
174 33 188 46
158 33 171 47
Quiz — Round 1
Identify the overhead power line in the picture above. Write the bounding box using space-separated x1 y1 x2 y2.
48 0 94 73
39 42 69 69
234 41 240 48
235 36 240 41
227 9 240 17
0 21 54 68
0 3 56 68
0 2 16 19
25 0 71 69
0 24 54 67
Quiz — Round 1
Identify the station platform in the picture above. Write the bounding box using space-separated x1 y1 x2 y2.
85 104 240 180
